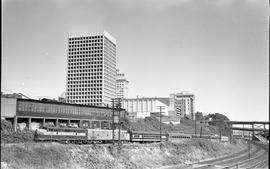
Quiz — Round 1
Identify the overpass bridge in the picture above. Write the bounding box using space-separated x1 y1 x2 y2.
225 121 269 143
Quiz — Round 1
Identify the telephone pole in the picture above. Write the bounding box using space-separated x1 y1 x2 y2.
112 99 115 143
157 106 165 142
112 98 122 145
117 98 122 147
248 131 251 159
195 117 197 138
200 126 202 138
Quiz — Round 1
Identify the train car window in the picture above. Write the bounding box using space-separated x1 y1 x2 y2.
59 105 63 114
41 103 45 112
38 103 42 113
63 106 66 114
29 103 34 112
18 102 24 112
72 107 75 115
51 104 54 114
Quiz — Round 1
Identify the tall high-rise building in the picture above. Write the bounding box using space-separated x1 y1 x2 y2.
116 69 129 99
66 31 117 106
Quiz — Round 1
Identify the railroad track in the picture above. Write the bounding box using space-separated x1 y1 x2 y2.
189 141 269 169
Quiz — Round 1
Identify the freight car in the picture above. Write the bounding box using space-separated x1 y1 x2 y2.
34 127 169 143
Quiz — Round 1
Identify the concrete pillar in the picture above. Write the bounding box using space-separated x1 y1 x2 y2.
43 118 45 127
56 119 59 127
108 120 111 129
68 120 71 127
89 120 91 128
242 124 244 137
79 120 83 128
14 116 18 131
28 118 32 129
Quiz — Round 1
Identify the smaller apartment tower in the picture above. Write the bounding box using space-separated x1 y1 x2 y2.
116 69 129 99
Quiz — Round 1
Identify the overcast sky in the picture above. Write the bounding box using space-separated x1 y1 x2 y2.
2 0 269 121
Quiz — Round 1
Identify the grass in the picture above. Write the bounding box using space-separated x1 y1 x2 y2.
125 116 220 135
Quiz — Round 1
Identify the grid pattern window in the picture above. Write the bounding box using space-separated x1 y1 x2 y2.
116 80 128 99
103 36 117 104
66 32 117 107
116 70 129 99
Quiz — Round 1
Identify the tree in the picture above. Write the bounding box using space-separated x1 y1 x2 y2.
204 113 231 136
195 112 204 121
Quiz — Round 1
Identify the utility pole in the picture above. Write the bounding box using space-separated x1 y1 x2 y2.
220 128 222 140
195 118 197 138
112 99 115 143
157 106 165 142
200 126 202 138
248 131 251 159
117 98 122 147
112 98 122 146
118 109 121 146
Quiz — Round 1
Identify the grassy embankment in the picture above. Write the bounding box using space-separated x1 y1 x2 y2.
1 139 247 169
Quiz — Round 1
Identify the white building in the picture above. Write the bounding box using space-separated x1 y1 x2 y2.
122 97 170 118
123 92 195 119
66 31 117 106
116 69 129 99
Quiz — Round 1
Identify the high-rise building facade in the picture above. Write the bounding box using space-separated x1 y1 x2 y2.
116 69 129 99
66 31 117 106
169 91 195 120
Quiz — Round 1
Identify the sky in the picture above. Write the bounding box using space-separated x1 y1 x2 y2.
2 0 269 121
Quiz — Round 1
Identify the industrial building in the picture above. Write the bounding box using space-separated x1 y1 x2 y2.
122 97 170 118
1 97 125 131
122 92 195 119
66 31 117 107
